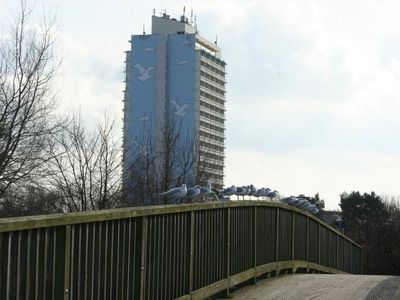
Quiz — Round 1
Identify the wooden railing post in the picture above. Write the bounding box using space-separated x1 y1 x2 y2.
306 217 309 263
226 207 231 295
189 211 195 294
139 216 148 300
350 243 353 273
253 207 257 283
318 223 321 266
336 233 339 270
64 225 71 300
275 208 280 264
291 211 295 261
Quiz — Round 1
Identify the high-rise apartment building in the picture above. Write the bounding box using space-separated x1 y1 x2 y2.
123 12 226 197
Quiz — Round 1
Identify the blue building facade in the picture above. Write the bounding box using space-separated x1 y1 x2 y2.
123 14 226 203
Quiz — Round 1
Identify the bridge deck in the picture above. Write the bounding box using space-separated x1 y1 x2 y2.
228 274 400 300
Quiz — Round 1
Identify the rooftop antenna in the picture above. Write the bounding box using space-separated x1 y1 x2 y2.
190 9 194 24
143 24 145 35
153 8 155 16
183 6 186 16
194 15 197 31
215 35 218 45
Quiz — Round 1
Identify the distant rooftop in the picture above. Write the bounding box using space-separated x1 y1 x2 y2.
151 13 196 35
151 12 221 57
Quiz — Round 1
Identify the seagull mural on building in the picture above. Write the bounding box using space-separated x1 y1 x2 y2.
175 60 188 65
170 100 191 117
134 64 154 81
142 47 155 52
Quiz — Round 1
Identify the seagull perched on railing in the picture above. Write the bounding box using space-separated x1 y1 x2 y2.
159 184 187 201
186 185 201 200
217 193 230 201
255 188 266 198
222 185 237 196
283 196 297 205
235 186 247 200
266 190 279 200
249 185 257 196
199 181 212 195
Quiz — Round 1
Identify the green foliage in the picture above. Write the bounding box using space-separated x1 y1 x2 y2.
340 191 400 275
309 193 325 210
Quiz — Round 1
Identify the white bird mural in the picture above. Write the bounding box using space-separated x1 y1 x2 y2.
176 60 188 65
170 100 191 117
134 64 154 81
142 47 154 52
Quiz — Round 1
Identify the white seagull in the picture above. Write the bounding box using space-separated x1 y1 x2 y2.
134 64 154 81
235 186 247 200
249 185 258 196
266 190 279 199
159 184 187 200
186 185 201 200
256 188 266 198
170 100 191 117
222 185 237 196
199 181 212 195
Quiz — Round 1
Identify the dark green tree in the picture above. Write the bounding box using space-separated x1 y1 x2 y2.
339 191 400 275
309 193 325 210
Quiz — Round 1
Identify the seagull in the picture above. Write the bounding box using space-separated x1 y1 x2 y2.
311 207 319 214
170 100 191 117
159 184 187 201
256 188 266 198
266 190 279 199
235 186 247 199
134 64 154 81
286 196 298 205
295 199 308 208
222 185 237 196
199 181 212 195
299 202 311 209
186 185 201 200
249 185 258 196
217 193 230 201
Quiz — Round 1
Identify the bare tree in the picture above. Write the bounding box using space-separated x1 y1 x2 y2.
124 113 216 206
0 1 59 196
46 114 121 211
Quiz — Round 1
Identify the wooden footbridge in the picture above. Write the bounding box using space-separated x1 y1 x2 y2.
0 201 363 299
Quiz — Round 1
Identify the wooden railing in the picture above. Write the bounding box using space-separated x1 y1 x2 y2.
0 201 362 300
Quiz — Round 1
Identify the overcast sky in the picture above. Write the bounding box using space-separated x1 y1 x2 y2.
2 0 400 209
